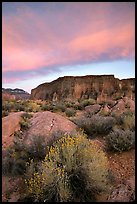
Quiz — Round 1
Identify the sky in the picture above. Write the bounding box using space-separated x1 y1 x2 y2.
2 2 135 93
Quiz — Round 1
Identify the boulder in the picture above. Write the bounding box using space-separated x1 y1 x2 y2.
24 111 77 145
85 104 101 115
111 98 135 115
2 112 24 148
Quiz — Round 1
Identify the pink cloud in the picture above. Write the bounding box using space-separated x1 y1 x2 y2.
2 2 135 80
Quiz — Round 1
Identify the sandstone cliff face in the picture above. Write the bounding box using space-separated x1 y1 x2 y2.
31 75 135 102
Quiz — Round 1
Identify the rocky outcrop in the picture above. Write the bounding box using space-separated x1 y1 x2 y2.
85 104 101 115
24 111 77 146
31 75 135 102
2 112 24 148
2 88 30 100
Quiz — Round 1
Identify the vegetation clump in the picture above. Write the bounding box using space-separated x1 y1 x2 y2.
105 129 135 152
24 132 110 202
65 108 76 117
74 115 115 136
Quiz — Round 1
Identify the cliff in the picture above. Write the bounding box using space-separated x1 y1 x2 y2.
31 75 135 102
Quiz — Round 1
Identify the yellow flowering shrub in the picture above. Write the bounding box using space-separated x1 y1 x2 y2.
24 131 110 202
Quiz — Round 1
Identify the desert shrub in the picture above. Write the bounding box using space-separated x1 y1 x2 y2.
2 102 14 112
65 108 76 117
21 112 33 120
14 130 24 139
29 102 41 112
52 103 66 112
20 120 30 130
2 110 9 117
2 135 48 176
81 98 96 107
24 106 33 112
112 111 135 131
74 115 115 136
105 129 135 152
122 112 135 131
26 135 48 162
112 95 123 100
65 101 74 108
73 103 84 110
14 103 25 111
98 109 110 116
24 132 110 202
19 112 32 130
49 130 67 146
41 104 52 111
2 141 27 176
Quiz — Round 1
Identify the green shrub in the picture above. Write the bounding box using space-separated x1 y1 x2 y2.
112 111 135 131
122 112 135 131
24 132 110 202
26 135 48 162
24 106 33 112
81 99 96 107
73 103 84 110
14 130 23 139
19 120 30 130
2 110 9 117
74 115 115 136
2 102 14 112
41 104 52 111
98 109 110 116
21 112 33 120
65 101 74 108
19 112 32 130
14 103 25 111
2 135 48 176
52 103 66 112
2 141 27 176
105 129 135 152
65 108 76 117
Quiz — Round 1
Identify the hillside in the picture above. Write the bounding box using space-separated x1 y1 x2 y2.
31 75 135 102
2 88 30 100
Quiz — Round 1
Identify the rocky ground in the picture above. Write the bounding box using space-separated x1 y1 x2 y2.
2 105 135 202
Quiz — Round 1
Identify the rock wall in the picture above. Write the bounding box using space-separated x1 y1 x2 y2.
31 75 135 102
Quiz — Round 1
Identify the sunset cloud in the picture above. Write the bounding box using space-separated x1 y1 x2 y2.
2 2 135 85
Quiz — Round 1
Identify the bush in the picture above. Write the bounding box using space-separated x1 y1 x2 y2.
19 112 32 130
81 99 96 107
112 111 135 131
2 110 9 117
2 135 48 176
2 141 27 176
21 112 33 120
74 115 115 136
105 129 135 152
52 103 66 112
122 112 135 131
2 102 14 112
65 101 74 108
65 108 76 117
26 135 48 162
73 103 84 110
24 132 110 202
24 106 33 112
41 104 52 111
29 102 41 112
20 120 30 130
14 103 25 111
